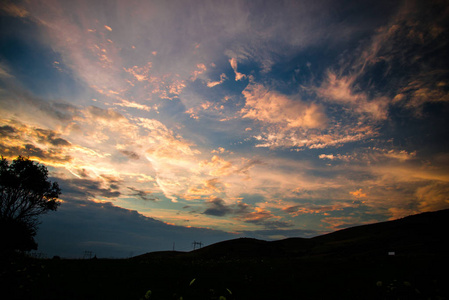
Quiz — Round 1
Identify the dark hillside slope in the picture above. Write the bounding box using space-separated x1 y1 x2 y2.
307 209 449 257
187 209 449 260
134 209 449 261
187 237 271 259
132 250 186 260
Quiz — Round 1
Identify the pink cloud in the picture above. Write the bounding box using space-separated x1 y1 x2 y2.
229 58 246 81
124 62 152 82
316 71 389 120
242 83 327 129
190 63 207 81
207 73 227 87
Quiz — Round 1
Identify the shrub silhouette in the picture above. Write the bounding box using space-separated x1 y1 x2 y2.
0 156 60 254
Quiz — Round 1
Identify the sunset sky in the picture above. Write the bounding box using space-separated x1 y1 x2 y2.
1 0 448 258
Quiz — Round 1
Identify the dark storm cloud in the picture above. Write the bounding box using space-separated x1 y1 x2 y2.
283 206 301 214
57 177 121 200
128 187 157 201
203 198 262 217
21 144 47 158
0 142 71 163
0 125 16 136
0 121 72 162
119 150 140 160
100 174 121 185
203 197 233 216
202 198 291 230
35 128 71 147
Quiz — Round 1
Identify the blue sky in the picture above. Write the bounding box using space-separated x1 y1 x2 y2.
1 0 448 258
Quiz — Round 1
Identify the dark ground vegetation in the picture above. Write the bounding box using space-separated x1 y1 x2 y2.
2 209 448 299
1 251 448 300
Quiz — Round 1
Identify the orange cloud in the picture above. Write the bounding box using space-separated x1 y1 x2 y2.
200 155 233 176
283 203 347 217
211 147 232 154
242 83 327 129
0 120 73 165
350 189 367 198
238 206 273 222
185 178 223 199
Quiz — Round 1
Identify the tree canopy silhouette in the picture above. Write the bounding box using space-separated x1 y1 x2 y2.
0 156 61 253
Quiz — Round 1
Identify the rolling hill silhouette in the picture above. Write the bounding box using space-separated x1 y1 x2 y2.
6 209 447 300
135 209 449 260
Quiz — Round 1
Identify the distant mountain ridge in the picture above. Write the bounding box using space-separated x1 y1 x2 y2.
134 209 449 261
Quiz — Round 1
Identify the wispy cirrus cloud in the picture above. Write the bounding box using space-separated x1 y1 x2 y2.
0 1 29 18
323 0 449 116
316 71 389 120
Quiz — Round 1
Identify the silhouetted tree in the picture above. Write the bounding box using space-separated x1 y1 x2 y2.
0 156 60 253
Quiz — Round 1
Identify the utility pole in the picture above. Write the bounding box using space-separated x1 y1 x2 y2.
83 250 93 259
192 241 203 250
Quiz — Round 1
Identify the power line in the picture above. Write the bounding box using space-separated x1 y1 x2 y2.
83 250 93 259
192 241 203 250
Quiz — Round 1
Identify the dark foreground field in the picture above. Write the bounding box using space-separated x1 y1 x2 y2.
2 209 449 299
2 253 449 300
